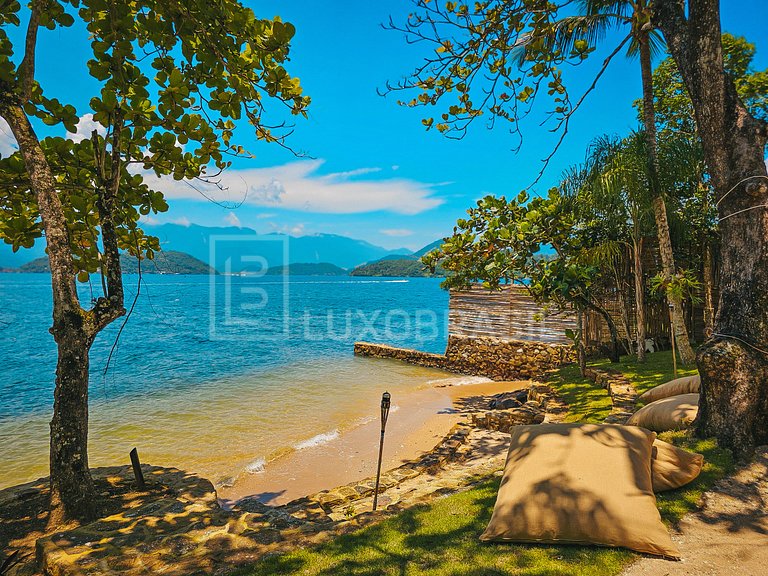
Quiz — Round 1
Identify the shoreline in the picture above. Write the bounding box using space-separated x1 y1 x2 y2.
217 378 530 508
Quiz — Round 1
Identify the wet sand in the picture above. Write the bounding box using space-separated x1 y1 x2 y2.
218 379 530 507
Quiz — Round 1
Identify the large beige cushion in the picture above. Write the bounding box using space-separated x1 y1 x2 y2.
652 439 704 492
627 393 699 432
639 375 700 404
480 423 679 558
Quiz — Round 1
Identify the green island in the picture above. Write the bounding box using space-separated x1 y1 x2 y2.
16 251 217 275
265 262 349 276
350 258 446 277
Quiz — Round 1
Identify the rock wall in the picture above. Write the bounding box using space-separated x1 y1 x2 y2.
354 335 575 380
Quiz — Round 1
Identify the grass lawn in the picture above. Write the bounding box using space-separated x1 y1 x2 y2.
241 351 732 576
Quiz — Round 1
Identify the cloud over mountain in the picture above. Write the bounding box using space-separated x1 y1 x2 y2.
143 159 443 215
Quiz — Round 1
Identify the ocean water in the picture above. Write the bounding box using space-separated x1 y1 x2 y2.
0 273 451 489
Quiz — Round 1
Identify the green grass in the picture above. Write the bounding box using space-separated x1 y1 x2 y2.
547 364 614 423
655 431 733 525
241 351 732 576
585 350 699 397
243 478 632 576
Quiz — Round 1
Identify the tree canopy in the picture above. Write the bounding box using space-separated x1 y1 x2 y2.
0 0 309 279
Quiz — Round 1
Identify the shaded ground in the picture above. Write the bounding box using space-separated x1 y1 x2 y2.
0 466 211 576
622 446 768 576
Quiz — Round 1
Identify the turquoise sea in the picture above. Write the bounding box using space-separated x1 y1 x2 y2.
0 273 452 490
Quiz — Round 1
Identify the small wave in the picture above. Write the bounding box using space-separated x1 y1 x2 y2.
427 375 493 387
293 429 340 450
245 457 267 474
217 476 236 488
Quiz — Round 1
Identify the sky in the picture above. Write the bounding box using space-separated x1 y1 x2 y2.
2 1 766 251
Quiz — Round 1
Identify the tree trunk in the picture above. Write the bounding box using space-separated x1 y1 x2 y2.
49 321 97 525
633 237 647 363
577 308 587 376
583 299 621 363
613 265 633 355
638 30 696 366
656 0 768 457
0 102 99 523
702 241 715 336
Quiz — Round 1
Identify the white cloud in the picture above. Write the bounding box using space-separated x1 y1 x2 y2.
256 212 277 219
391 165 400 171
323 167 381 179
0 118 17 157
380 228 414 237
142 159 443 215
172 216 191 227
140 215 161 226
66 113 107 143
269 222 305 235
225 211 242 227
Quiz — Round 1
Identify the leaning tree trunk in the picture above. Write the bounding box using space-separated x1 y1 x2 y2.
633 237 647 363
0 102 100 524
656 0 768 457
638 30 696 366
583 299 621 363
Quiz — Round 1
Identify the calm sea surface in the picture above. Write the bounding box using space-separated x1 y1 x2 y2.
0 273 451 489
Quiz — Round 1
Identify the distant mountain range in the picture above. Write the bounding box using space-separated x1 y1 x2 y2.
141 224 412 272
0 224 414 273
0 224 447 276
18 251 216 275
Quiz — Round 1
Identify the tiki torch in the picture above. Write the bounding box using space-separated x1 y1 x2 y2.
373 391 391 511
669 303 678 379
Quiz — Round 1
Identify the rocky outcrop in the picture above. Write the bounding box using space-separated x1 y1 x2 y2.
469 384 564 432
354 335 575 381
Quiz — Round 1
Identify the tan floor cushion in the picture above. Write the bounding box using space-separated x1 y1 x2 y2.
639 375 700 404
652 439 704 492
627 393 699 432
480 423 679 558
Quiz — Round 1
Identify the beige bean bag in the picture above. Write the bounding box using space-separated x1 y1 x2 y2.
480 423 679 558
639 375 700 404
627 393 699 432
652 439 704 492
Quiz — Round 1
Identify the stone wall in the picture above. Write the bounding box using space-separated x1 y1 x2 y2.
354 334 575 380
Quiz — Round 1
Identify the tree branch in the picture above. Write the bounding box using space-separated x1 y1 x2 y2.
18 3 41 101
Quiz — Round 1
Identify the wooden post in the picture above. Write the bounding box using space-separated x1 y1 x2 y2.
130 447 145 489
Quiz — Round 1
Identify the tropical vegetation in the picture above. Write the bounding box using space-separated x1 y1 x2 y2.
403 0 768 457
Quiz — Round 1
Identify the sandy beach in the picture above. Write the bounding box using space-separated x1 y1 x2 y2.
218 378 530 507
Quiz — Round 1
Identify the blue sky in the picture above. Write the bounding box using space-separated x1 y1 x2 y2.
2 1 766 251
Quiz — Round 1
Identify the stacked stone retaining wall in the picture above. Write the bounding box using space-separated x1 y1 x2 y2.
354 334 575 380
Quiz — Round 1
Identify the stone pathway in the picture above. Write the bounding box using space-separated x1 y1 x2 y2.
583 367 638 424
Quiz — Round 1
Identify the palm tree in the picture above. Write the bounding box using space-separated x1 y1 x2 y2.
582 132 656 362
547 0 696 364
